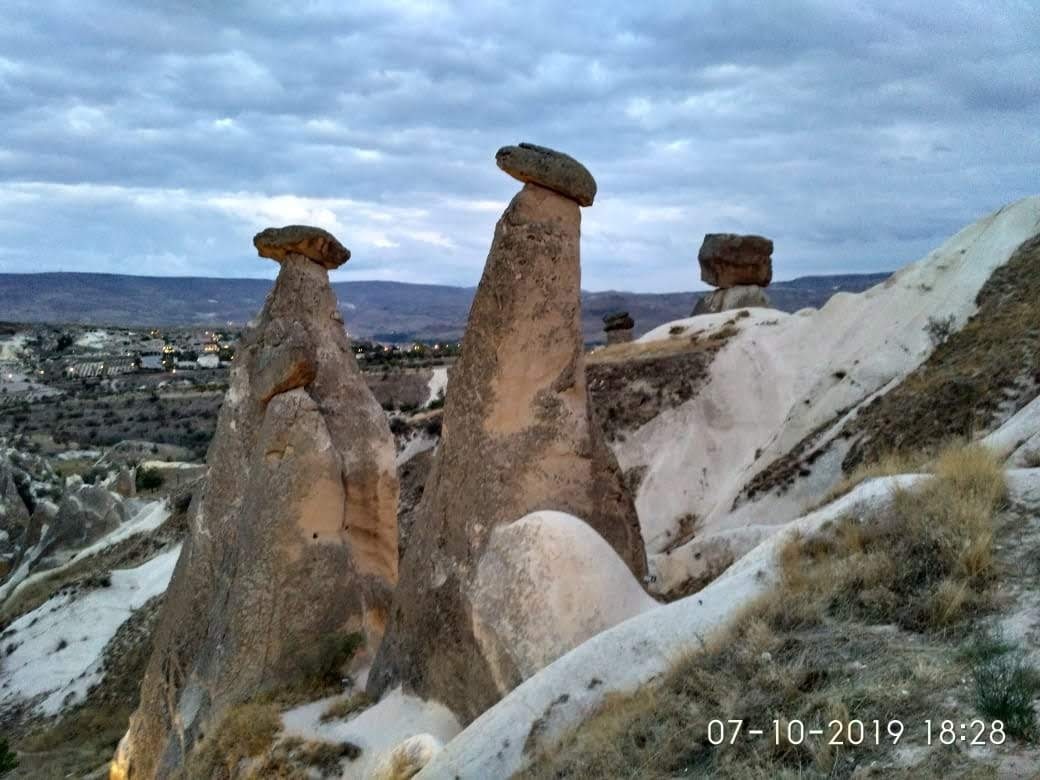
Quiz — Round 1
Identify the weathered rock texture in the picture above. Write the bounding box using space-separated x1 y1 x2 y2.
50 483 127 549
368 157 646 723
496 143 597 207
113 227 398 779
253 224 350 268
699 233 773 288
691 285 772 316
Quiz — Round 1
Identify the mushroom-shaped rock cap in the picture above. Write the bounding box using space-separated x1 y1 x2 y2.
602 311 635 331
253 225 351 269
495 143 597 206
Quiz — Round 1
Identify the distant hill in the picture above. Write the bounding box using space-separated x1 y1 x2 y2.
0 271 891 342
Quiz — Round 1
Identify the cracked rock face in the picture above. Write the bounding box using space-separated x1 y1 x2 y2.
368 162 646 723
114 227 397 779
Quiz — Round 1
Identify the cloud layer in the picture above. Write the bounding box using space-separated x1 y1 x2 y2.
1 0 1037 291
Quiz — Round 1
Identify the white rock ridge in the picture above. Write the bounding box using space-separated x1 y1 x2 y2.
618 197 1040 594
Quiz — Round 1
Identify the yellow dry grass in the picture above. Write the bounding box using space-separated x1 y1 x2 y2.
586 326 738 366
524 444 1008 778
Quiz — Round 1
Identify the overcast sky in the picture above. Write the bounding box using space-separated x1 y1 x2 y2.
0 1 1037 292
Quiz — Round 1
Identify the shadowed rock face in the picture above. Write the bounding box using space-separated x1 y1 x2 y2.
691 285 772 315
113 228 397 779
368 179 646 723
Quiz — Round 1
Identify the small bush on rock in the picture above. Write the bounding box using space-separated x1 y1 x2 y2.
135 467 164 491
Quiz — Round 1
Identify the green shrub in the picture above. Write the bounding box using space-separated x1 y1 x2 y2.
972 648 1040 740
135 466 164 491
0 738 18 775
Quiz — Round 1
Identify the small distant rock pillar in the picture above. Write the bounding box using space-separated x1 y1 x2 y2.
603 311 635 345
692 233 774 316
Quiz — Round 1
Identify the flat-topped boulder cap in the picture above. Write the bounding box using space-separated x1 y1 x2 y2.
495 142 597 206
603 311 635 331
698 233 773 288
253 225 351 269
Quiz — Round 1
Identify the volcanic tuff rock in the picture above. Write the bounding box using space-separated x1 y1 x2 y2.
691 285 772 316
368 150 646 723
699 233 773 288
253 224 351 269
0 460 31 547
113 226 398 779
495 142 597 206
603 311 635 345
50 483 127 550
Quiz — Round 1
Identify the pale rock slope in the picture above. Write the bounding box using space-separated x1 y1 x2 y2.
983 394 1040 466
619 197 1040 596
0 546 180 717
416 475 925 778
425 366 448 407
281 687 461 780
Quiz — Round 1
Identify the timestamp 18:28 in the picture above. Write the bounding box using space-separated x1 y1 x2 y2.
707 719 1006 747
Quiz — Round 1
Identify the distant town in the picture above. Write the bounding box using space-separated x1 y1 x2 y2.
0 320 460 409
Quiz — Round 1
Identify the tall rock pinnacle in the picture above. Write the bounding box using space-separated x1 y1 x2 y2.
113 226 398 778
368 144 647 723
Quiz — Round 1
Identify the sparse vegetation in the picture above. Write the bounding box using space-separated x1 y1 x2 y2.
135 466 164 491
0 739 17 775
249 736 362 779
189 703 281 779
809 448 932 510
260 631 364 706
971 646 1040 740
925 314 956 346
525 444 1010 777
844 234 1040 470
320 692 371 723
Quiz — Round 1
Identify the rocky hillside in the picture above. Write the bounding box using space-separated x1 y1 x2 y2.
0 272 888 343
2 156 1038 779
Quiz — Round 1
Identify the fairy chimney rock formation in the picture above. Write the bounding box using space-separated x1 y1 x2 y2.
603 311 635 345
368 144 646 723
693 233 774 315
113 226 398 779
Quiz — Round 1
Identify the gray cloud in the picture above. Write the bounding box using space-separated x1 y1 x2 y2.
0 0 1037 292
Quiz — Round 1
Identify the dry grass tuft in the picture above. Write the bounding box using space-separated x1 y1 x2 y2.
320 691 371 723
809 449 931 510
587 325 738 366
524 444 1008 778
189 703 281 779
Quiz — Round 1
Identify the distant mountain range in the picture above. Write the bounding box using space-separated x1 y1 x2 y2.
0 272 891 342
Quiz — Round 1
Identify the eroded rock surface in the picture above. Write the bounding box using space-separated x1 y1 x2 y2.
368 152 645 723
691 285 772 315
495 143 597 207
699 233 773 288
114 227 397 779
